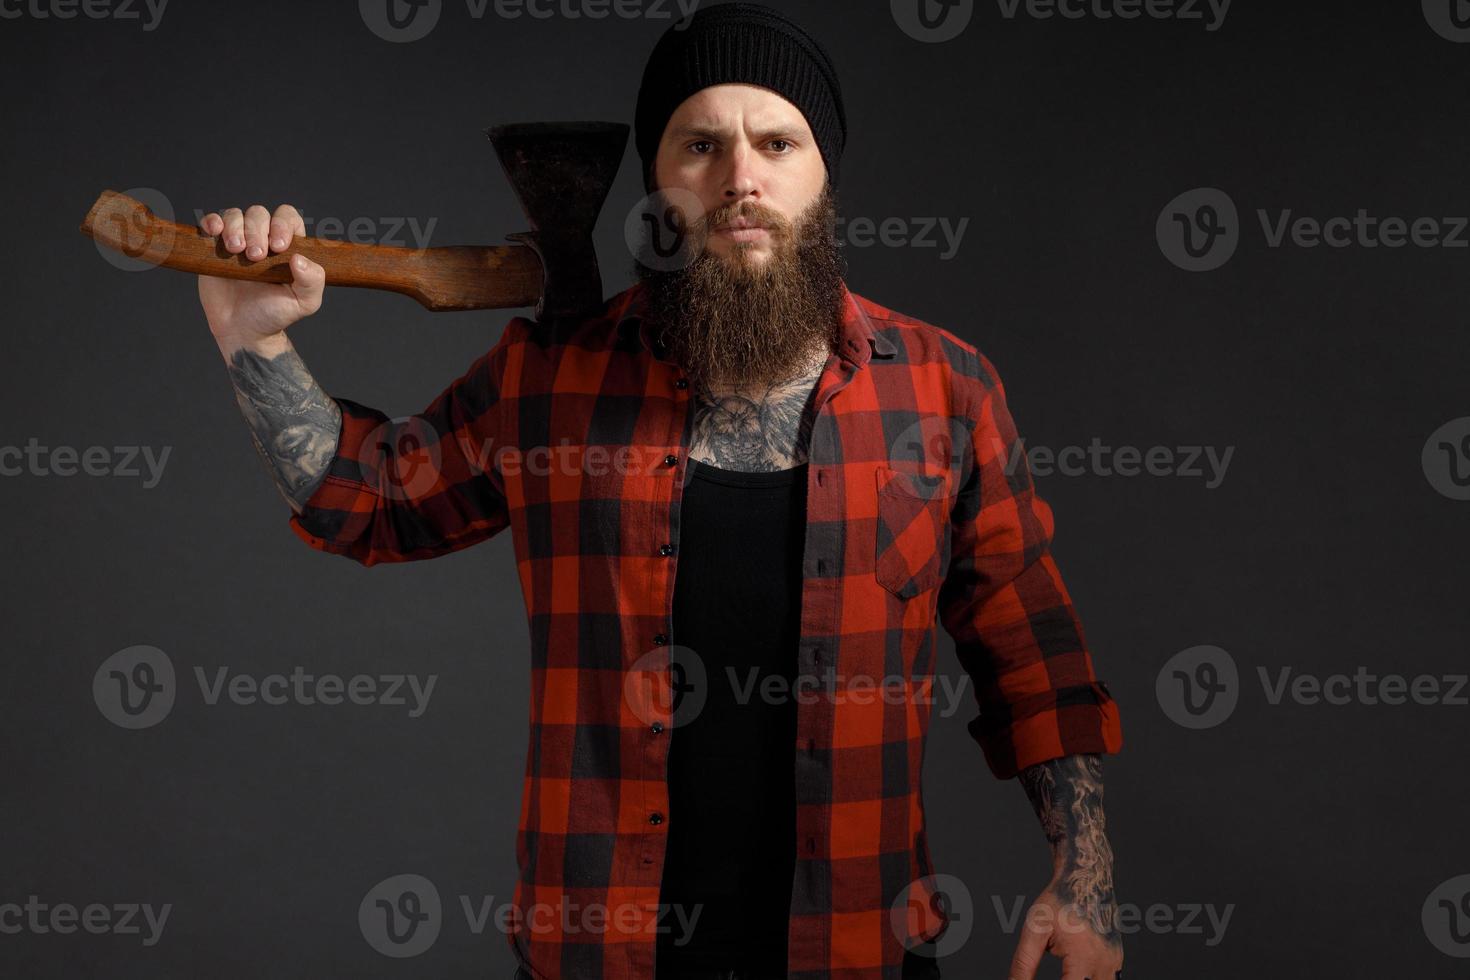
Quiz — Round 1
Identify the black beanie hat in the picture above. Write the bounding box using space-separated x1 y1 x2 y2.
633 2 847 193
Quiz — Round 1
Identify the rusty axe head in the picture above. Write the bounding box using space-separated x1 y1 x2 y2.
486 121 630 322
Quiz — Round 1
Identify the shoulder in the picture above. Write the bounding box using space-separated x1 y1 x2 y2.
494 281 645 361
848 289 1003 397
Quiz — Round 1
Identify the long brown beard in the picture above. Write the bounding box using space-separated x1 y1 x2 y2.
635 184 848 388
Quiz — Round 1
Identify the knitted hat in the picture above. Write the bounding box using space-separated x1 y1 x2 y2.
633 2 847 193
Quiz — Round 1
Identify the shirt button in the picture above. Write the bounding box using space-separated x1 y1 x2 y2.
663 453 678 467
653 633 668 645
651 722 664 734
659 543 674 556
649 812 664 825
674 378 689 390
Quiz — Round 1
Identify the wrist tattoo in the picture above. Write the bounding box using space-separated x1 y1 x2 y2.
227 344 341 512
1018 753 1121 948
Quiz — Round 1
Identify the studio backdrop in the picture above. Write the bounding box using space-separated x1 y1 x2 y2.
2 1 1468 977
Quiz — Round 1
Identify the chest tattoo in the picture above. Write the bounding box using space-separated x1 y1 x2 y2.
686 354 830 472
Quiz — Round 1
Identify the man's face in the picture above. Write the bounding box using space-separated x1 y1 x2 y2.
638 83 846 389
652 83 828 266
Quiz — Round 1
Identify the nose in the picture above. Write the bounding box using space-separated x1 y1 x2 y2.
721 141 761 204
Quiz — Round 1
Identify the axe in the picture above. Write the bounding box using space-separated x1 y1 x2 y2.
79 121 629 321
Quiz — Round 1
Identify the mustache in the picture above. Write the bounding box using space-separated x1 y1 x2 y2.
694 201 792 237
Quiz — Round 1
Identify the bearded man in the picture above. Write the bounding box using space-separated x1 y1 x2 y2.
194 5 1124 980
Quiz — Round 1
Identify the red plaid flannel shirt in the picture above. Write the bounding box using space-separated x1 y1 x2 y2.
289 279 1122 980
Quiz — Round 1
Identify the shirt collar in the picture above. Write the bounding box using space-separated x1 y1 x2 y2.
614 279 897 368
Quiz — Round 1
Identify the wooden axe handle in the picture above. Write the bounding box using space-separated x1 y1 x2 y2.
80 190 544 313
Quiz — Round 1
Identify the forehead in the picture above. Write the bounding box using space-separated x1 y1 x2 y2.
666 83 811 133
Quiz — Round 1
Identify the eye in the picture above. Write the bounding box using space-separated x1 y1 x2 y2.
770 139 792 153
690 140 714 154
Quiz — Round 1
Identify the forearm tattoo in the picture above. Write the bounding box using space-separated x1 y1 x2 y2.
687 348 827 471
227 343 342 513
1018 753 1121 948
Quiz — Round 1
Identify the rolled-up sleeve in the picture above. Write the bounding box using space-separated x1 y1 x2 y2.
937 350 1122 779
288 319 523 566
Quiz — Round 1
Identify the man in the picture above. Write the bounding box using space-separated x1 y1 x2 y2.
195 5 1123 979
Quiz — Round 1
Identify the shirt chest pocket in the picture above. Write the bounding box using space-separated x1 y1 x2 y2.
873 466 952 600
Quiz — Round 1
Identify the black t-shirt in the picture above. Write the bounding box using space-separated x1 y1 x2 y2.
655 458 808 974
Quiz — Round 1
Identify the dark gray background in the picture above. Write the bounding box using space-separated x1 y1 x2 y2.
3 0 1468 976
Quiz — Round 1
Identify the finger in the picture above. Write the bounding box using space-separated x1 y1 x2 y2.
1058 955 1123 980
220 207 245 253
199 211 224 236
1007 923 1048 980
287 254 325 316
243 205 271 260
269 203 305 252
